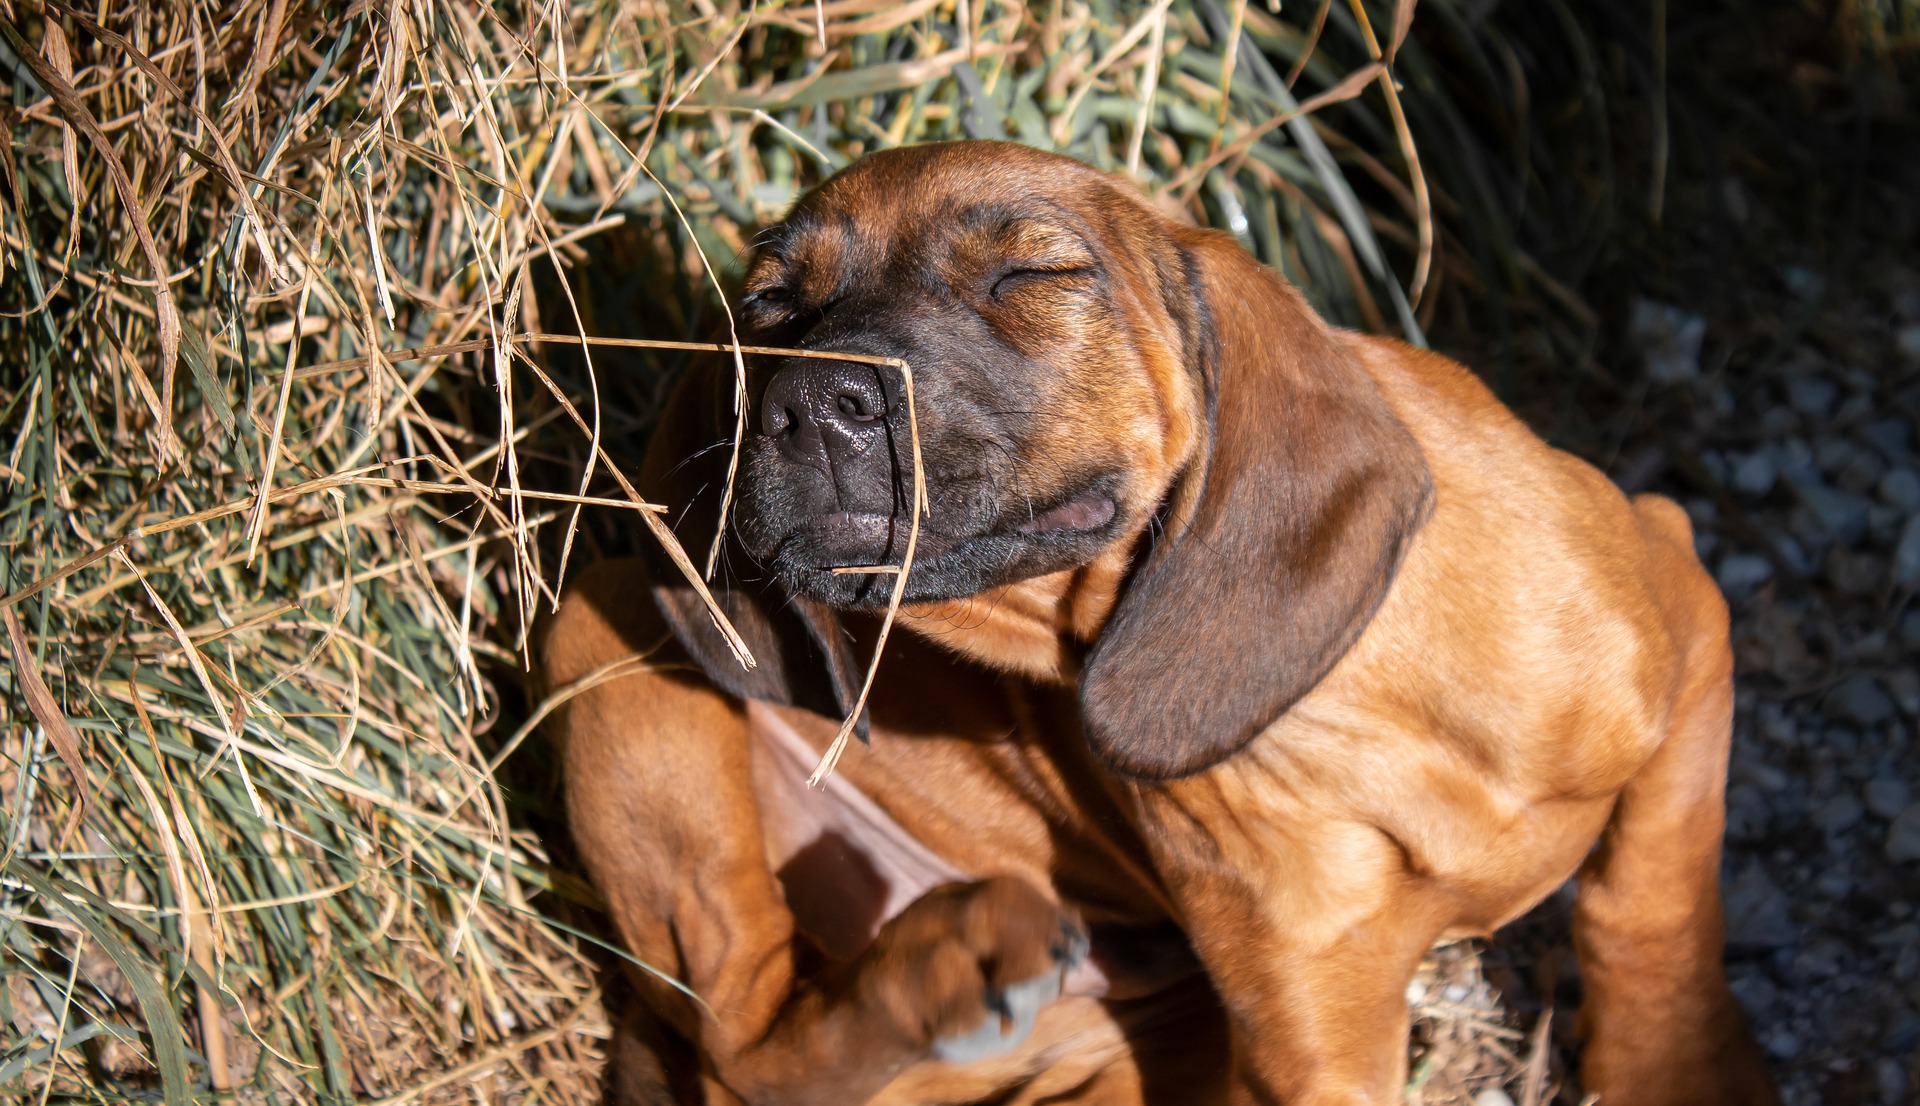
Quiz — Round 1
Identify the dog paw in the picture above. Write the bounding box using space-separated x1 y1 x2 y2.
862 876 1086 1063
932 970 1064 1062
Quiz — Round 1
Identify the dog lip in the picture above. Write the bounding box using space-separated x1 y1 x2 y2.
1015 490 1116 535
785 511 964 565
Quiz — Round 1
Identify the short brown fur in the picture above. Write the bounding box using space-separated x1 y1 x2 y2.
540 142 1774 1105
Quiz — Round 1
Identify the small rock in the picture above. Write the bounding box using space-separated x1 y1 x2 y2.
1730 972 1779 1019
1898 323 1920 362
1765 1028 1803 1060
1787 374 1840 418
1882 1009 1920 1054
1827 674 1896 726
1871 505 1908 545
1894 516 1920 586
1888 804 1920 864
1781 522 1823 569
1819 795 1865 835
1789 476 1873 545
1782 266 1825 299
1727 783 1768 839
1629 298 1708 383
1761 406 1799 436
1889 669 1920 715
1903 610 1920 648
1734 452 1778 497
1725 860 1797 949
1717 553 1775 597
1788 939 1847 983
1818 436 1863 476
1815 868 1852 898
1876 1057 1909 1106
1837 450 1887 495
1826 547 1885 595
1866 779 1912 819
1758 712 1799 748
1873 923 1920 951
1880 468 1920 510
1863 416 1913 459
1471 1090 1517 1106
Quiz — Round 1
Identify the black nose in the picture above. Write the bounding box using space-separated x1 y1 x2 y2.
760 362 889 466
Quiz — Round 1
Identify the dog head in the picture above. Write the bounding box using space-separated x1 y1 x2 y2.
662 140 1431 778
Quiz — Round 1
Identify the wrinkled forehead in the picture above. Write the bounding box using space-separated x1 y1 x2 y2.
752 143 1157 276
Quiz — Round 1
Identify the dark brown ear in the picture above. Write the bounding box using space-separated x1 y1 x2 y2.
1080 230 1432 779
642 370 870 738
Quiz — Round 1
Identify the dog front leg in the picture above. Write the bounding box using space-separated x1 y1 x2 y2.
1139 803 1447 1106
546 564 1082 1105
1571 621 1778 1105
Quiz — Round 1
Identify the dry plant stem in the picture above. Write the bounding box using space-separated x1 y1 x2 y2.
1 606 94 825
1288 0 1336 89
247 261 317 559
1167 61 1383 196
0 463 575 613
1518 1009 1552 1106
114 547 265 818
50 3 287 284
508 343 756 670
1344 0 1432 305
629 159 748 583
0 16 180 446
1125 1 1171 177
1208 0 1248 157
809 354 925 786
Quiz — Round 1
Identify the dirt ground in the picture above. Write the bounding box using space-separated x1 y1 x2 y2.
1419 5 1920 1103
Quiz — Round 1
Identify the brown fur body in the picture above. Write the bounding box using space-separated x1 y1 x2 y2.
539 142 1775 1105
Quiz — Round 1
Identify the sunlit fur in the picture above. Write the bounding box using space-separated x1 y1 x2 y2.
540 142 1776 1106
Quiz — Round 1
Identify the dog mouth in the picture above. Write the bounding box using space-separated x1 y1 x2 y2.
1014 488 1116 535
763 482 1122 606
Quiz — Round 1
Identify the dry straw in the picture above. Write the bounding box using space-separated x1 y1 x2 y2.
0 0 1567 1100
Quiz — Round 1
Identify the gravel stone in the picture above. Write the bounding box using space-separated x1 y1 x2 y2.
1731 971 1780 1019
1818 795 1865 835
1718 553 1775 596
1865 779 1912 819
1789 477 1873 545
1734 451 1779 497
1893 516 1920 586
1875 1057 1909 1105
1879 468 1920 510
1628 298 1708 382
1725 860 1797 948
1898 323 1920 361
1766 1027 1804 1060
1787 374 1840 418
1827 674 1897 726
1887 804 1920 864
1863 416 1913 458
1470 1090 1517 1106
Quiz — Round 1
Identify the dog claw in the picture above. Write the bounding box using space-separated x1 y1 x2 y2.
931 972 1064 1063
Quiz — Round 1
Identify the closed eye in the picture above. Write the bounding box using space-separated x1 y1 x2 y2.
989 265 1095 301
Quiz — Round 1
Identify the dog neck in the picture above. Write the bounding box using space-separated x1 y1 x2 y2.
899 539 1138 684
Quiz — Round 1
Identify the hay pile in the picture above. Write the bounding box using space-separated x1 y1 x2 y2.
0 0 1575 1100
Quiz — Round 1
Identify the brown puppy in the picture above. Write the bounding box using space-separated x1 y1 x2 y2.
540 140 1776 1105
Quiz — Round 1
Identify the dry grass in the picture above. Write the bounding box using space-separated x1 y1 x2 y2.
0 0 1611 1100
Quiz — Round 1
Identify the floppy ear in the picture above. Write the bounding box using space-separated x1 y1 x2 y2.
1080 230 1432 779
642 370 870 738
